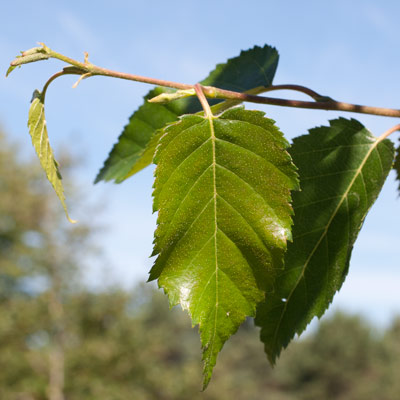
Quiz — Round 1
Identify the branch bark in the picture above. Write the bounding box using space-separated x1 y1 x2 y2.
11 44 400 119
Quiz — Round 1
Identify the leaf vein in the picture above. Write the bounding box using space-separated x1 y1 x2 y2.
160 196 214 256
160 166 213 237
215 137 289 179
217 193 270 255
294 142 371 156
301 169 357 181
158 137 210 199
294 195 343 210
272 140 379 345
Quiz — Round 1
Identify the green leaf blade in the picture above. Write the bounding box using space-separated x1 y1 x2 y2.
28 90 74 223
95 87 184 183
95 44 279 183
6 64 18 77
393 137 400 193
255 118 395 363
150 107 298 387
199 44 279 95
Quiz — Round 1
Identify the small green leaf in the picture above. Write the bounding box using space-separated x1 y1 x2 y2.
393 137 400 193
21 46 47 56
6 64 18 77
148 88 196 103
95 87 188 183
7 47 50 77
28 90 75 223
10 53 50 66
255 118 395 363
149 107 298 387
125 127 164 178
95 44 279 183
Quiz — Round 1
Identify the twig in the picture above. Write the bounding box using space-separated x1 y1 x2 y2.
11 44 400 119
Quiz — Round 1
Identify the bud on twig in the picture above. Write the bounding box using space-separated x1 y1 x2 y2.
6 46 50 77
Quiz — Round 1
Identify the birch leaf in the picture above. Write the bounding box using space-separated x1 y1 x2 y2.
150 107 298 387
95 44 279 183
28 90 74 223
255 118 394 363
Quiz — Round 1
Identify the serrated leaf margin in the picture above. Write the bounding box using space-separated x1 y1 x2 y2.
28 90 75 223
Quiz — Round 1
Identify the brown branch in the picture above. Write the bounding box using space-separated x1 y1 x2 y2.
16 44 400 119
202 86 400 118
258 84 329 101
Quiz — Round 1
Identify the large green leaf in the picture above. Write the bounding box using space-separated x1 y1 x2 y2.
255 118 394 363
95 44 279 183
28 90 74 223
149 107 298 387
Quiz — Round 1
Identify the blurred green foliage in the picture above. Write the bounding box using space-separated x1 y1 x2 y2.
2 285 400 400
1 131 400 399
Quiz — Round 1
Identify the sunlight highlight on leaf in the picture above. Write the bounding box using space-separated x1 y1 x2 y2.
149 107 298 387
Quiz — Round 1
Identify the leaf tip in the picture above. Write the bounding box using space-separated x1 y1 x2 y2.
30 89 42 102
201 362 214 391
201 338 221 390
8 47 50 71
5 64 17 77
66 212 77 224
202 377 211 391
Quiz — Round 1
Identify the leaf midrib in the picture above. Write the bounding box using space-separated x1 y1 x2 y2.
208 112 219 368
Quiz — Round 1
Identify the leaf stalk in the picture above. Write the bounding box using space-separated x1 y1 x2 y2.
194 84 213 118
378 124 400 141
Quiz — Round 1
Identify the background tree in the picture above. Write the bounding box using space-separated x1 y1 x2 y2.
0 130 97 400
1 129 399 399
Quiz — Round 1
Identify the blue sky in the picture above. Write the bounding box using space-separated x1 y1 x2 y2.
1 1 400 327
